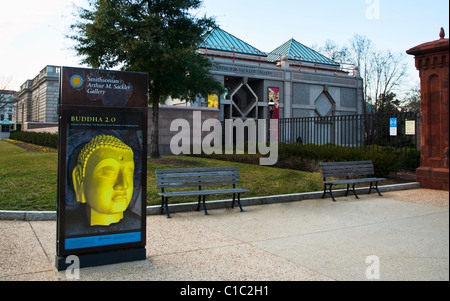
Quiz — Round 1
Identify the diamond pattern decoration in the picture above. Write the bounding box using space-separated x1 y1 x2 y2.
315 93 333 117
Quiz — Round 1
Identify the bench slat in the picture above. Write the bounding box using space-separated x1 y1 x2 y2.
157 174 240 181
157 180 240 188
159 188 249 198
156 167 239 174
156 170 240 178
156 174 240 182
320 160 373 166
324 177 386 185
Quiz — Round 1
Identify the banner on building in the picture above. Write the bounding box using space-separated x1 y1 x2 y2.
207 94 219 109
268 87 280 119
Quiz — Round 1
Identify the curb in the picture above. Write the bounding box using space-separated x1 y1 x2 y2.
0 182 422 221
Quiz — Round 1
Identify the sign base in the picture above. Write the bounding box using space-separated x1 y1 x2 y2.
55 247 147 271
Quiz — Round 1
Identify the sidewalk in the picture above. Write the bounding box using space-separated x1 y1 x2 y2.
0 187 448 282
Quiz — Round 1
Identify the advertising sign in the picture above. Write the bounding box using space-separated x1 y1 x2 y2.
56 67 148 270
268 87 280 119
405 120 416 135
390 118 398 136
268 87 280 141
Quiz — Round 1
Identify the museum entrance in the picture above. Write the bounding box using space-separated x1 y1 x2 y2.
222 76 267 121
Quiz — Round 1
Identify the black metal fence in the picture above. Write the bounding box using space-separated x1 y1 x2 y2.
278 112 421 170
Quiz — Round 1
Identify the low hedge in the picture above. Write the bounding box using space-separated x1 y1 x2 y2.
9 131 58 149
277 143 401 178
195 143 405 178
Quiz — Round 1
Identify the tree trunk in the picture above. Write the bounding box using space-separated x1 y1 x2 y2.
150 94 161 159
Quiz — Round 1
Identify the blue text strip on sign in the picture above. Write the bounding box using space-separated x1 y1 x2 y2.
65 232 141 250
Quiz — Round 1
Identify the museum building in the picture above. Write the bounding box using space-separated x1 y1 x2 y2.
14 65 60 131
185 28 364 123
13 28 363 140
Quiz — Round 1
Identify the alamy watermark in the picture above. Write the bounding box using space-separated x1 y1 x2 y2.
65 255 80 280
365 0 380 20
170 111 279 166
365 255 380 280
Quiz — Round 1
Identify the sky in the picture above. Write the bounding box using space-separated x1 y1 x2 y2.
1 0 449 92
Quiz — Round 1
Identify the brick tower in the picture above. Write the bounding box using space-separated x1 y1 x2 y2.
407 28 449 191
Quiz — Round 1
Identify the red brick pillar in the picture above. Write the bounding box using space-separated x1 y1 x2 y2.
407 28 449 191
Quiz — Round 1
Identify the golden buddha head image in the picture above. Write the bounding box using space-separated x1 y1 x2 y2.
72 135 135 226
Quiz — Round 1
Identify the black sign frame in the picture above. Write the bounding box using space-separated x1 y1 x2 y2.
56 67 148 270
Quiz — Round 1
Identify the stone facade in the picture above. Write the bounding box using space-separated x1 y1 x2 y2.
407 28 449 191
14 65 60 126
201 58 364 121
149 106 220 155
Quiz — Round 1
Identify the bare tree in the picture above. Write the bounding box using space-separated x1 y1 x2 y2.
315 35 412 145
401 84 421 112
319 35 410 113
369 50 408 112
349 34 374 110
318 39 351 63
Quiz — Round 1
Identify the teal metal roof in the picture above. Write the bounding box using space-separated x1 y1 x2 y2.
267 38 339 66
0 120 13 125
200 28 266 57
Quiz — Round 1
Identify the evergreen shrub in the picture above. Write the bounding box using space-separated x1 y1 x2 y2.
9 131 58 149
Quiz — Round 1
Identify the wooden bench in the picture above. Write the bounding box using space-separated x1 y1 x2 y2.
156 167 249 218
319 160 386 202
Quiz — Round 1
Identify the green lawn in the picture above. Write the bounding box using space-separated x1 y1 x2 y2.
0 140 58 211
0 140 323 211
